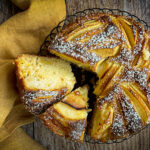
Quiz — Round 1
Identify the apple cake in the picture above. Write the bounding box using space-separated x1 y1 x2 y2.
15 12 150 142
47 13 150 142
39 85 90 142
15 54 76 114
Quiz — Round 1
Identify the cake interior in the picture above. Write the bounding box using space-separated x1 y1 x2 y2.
16 55 76 91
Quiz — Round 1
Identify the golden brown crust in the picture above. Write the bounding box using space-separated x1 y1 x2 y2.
15 55 74 115
39 86 89 142
48 13 149 142
16 70 69 114
15 13 150 142
39 106 87 142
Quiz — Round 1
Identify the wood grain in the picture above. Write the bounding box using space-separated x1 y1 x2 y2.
0 0 150 150
0 0 20 24
124 0 150 25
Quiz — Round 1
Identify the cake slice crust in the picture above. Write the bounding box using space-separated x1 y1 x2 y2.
15 54 76 114
39 85 90 142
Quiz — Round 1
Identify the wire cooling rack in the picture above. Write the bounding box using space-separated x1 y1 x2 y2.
40 8 150 144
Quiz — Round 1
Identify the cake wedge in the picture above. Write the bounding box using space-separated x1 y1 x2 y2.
39 85 90 142
15 54 76 114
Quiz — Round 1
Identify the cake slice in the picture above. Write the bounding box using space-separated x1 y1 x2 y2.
39 85 90 142
15 54 76 114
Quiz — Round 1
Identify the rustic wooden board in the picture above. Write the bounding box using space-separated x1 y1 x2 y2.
0 0 150 149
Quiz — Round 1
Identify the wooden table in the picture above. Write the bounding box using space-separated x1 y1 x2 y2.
0 0 150 149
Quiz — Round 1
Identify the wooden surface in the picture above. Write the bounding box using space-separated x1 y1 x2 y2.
0 0 150 150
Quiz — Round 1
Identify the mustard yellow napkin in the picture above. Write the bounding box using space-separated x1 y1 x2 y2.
0 128 45 150
0 0 66 149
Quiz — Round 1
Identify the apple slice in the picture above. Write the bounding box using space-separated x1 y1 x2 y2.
88 102 114 142
102 65 124 95
143 38 150 61
118 18 135 50
95 60 113 78
66 21 104 41
62 85 89 109
53 102 88 119
90 45 121 57
94 63 120 96
121 83 150 124
111 16 135 50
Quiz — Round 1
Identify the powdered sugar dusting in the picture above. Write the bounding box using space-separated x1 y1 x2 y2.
111 48 134 65
51 36 101 65
121 68 150 102
122 68 148 88
119 93 143 132
69 120 86 140
44 14 149 141
40 107 87 141
111 112 128 137
50 16 126 66
21 88 68 115
98 86 121 105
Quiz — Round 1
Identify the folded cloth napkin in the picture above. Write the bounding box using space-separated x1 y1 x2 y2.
0 0 66 149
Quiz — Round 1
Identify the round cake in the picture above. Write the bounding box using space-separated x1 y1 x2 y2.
48 12 150 142
16 11 150 143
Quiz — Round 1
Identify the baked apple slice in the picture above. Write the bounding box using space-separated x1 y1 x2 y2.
94 61 124 96
39 85 90 142
62 85 89 109
88 101 114 142
111 16 135 50
120 82 150 124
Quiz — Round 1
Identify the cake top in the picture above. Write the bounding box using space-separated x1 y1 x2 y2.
49 13 150 142
49 13 150 106
50 13 149 68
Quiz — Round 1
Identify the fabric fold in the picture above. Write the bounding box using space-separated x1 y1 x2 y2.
11 0 31 10
0 104 35 142
0 128 46 150
0 60 18 127
0 0 66 149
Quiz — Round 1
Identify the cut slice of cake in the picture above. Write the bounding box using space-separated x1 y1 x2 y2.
39 85 90 142
15 54 76 114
